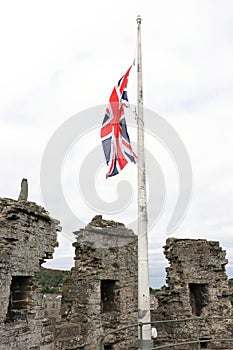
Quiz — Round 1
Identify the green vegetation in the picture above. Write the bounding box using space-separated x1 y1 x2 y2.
149 287 161 296
35 268 69 294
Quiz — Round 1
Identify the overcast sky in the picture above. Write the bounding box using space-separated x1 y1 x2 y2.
1 0 233 288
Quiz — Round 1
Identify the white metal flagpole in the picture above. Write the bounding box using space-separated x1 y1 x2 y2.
136 15 152 349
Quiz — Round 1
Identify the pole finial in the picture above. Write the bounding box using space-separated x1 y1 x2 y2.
136 15 141 24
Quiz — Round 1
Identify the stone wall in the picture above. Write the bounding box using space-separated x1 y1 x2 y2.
0 197 138 350
43 294 62 321
152 238 233 349
0 197 60 349
1 193 233 350
58 215 138 350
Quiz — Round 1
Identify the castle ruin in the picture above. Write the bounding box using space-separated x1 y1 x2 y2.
152 238 233 349
60 215 137 349
0 189 233 349
0 195 137 349
0 196 59 348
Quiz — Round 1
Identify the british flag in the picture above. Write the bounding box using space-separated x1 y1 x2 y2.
101 66 137 178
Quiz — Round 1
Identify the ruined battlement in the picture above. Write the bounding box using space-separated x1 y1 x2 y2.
60 216 138 349
0 197 60 271
73 215 136 249
0 186 232 349
152 238 233 349
0 195 60 348
0 191 138 349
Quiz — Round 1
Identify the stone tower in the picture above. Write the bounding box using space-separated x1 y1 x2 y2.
152 238 233 349
60 215 138 350
0 197 60 348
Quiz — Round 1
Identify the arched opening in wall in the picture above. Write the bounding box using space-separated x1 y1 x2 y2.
189 283 208 316
6 276 34 322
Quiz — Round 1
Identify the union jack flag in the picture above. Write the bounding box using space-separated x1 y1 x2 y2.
101 66 137 178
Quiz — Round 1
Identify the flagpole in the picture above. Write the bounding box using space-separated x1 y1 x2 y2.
136 15 152 349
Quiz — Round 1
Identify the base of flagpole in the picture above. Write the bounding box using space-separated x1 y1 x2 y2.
137 339 153 349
